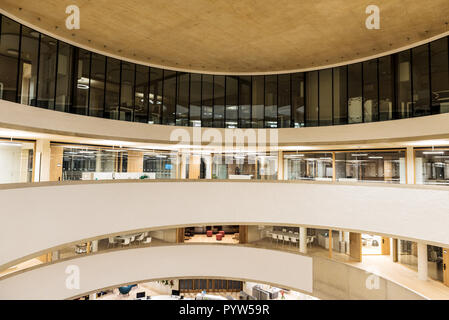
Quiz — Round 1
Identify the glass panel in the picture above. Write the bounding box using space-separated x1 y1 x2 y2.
143 152 177 179
104 58 120 119
335 150 406 184
18 26 39 106
333 66 347 125
427 245 444 282
306 71 318 127
149 67 163 124
363 59 379 122
415 149 449 185
134 65 149 123
176 72 189 126
190 73 201 127
319 69 332 126
412 44 431 116
36 34 57 109
264 75 277 128
278 73 291 128
430 38 449 114
202 74 213 127
398 240 418 271
0 16 20 102
120 61 135 121
348 63 363 123
225 76 238 128
252 75 264 128
238 75 251 128
292 73 305 127
72 49 90 115
89 53 105 118
284 152 333 181
0 140 34 184
55 41 73 112
395 50 412 118
378 55 394 121
213 75 225 128
162 69 176 125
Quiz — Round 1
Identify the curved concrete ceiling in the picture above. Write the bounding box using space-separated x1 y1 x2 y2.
1 0 448 74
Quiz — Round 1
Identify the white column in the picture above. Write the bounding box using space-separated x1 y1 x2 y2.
299 227 307 254
417 242 428 281
405 146 415 184
34 139 51 182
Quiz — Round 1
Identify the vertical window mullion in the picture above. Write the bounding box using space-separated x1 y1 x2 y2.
15 25 22 104
34 33 41 107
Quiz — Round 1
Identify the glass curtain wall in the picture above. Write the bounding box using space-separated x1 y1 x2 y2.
415 148 449 185
2 15 449 129
284 152 333 181
212 153 277 180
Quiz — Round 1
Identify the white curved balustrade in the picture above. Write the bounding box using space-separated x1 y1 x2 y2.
0 180 448 268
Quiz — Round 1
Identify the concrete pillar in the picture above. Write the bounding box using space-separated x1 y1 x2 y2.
417 242 428 281
34 139 51 182
405 146 415 184
299 227 307 254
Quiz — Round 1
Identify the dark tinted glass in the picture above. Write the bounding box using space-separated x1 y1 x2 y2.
348 63 362 123
190 73 201 127
378 55 394 121
225 76 238 128
104 57 120 119
412 44 431 116
134 65 149 123
278 73 291 127
395 50 412 118
333 66 347 125
162 69 176 125
18 26 39 106
363 59 378 122
306 71 318 126
37 34 57 109
292 73 305 127
89 53 105 118
176 72 189 126
149 67 163 124
319 69 332 126
0 16 20 102
430 38 449 114
213 75 225 128
120 61 135 121
264 74 277 128
252 75 264 128
202 74 213 127
72 48 90 115
239 75 251 128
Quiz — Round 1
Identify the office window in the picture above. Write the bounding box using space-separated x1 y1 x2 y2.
264 75 277 128
415 148 449 185
333 66 347 125
149 67 163 124
363 59 379 122
104 57 120 119
278 73 291 128
202 74 214 127
395 50 412 118
412 44 431 117
89 53 105 118
306 71 318 127
72 48 90 115
379 55 394 121
134 65 149 123
54 41 73 112
190 73 201 127
176 72 189 126
18 26 39 106
291 73 305 128
319 69 332 126
225 76 238 128
239 76 251 128
430 38 449 114
0 16 20 102
252 75 264 128
348 63 363 123
213 75 225 128
284 152 333 181
36 34 57 109
162 69 176 125
120 61 135 121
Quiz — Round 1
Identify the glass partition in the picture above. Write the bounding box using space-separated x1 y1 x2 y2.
335 150 406 183
212 152 277 180
427 245 444 282
284 152 333 181
415 148 449 185
0 140 34 184
398 240 418 271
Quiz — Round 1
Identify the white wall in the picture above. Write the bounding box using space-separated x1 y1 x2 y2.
1 181 449 268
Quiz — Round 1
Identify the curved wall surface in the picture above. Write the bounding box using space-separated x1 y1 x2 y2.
2 100 449 146
1 180 449 268
0 245 424 300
